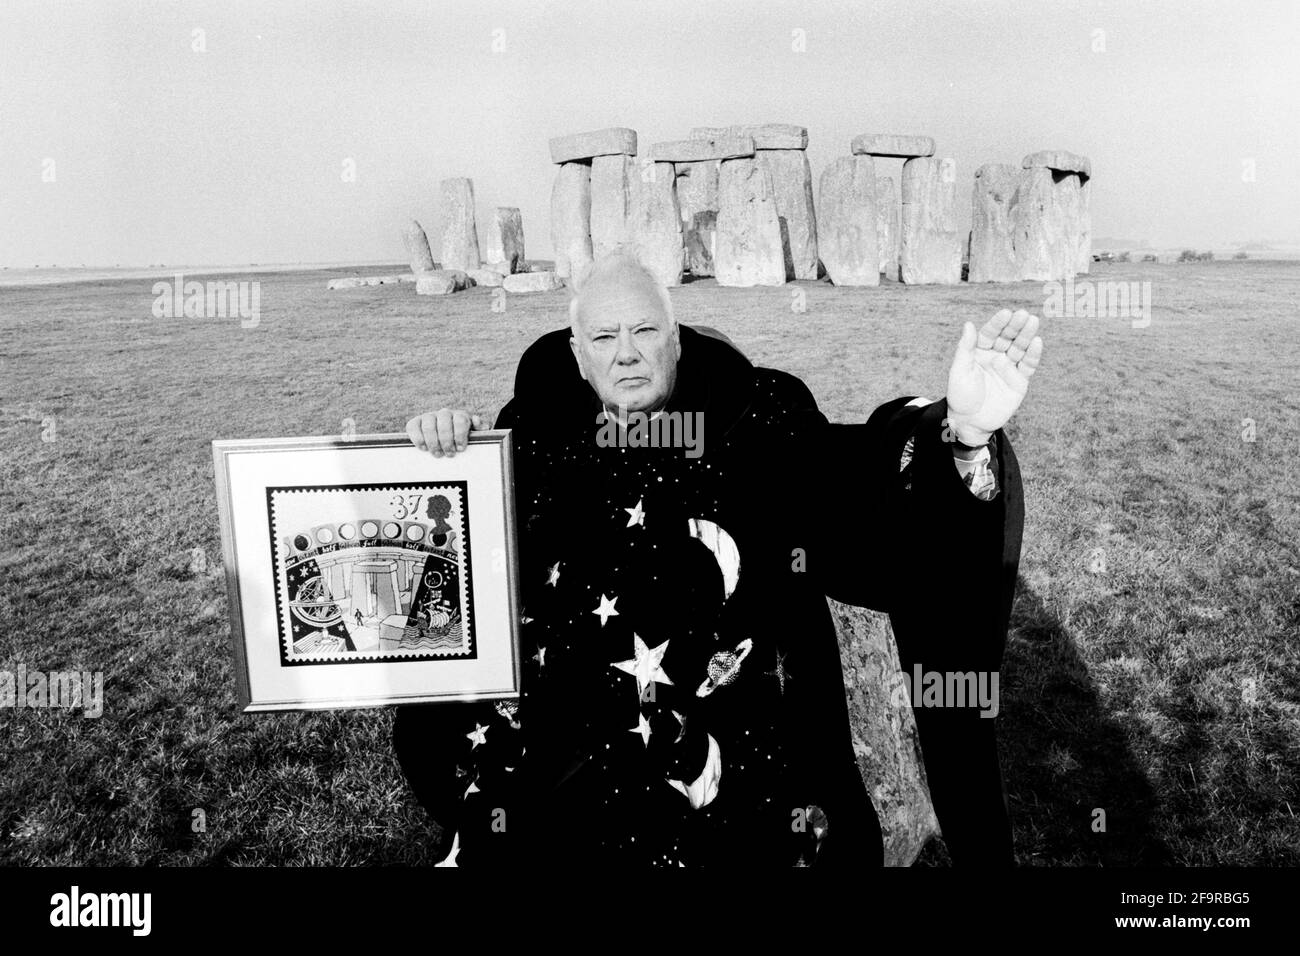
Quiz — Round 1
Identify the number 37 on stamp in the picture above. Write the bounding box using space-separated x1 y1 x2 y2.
213 432 522 712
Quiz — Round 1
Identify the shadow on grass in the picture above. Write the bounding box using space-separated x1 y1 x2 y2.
999 576 1171 866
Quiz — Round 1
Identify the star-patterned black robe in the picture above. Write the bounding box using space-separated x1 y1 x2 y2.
393 324 1023 867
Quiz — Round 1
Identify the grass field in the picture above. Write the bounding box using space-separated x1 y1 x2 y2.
2 259 1297 865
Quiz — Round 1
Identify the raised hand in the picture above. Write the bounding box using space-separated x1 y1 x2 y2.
945 309 1043 445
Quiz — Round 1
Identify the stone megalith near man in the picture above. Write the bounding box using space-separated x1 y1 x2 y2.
1012 150 1092 281
550 162 593 280
968 164 1020 283
714 156 787 287
691 124 817 280
439 178 481 273
627 157 684 286
900 156 962 285
547 128 639 279
401 219 436 274
852 134 940 283
817 155 880 286
546 128 637 277
589 154 635 260
483 207 525 275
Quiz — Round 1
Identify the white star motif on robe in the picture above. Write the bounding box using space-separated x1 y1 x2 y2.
611 633 673 699
624 498 646 528
629 712 652 747
767 649 791 695
533 646 546 667
592 593 619 627
466 723 488 750
546 562 561 586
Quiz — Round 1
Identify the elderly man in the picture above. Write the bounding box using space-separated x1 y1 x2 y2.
394 250 1041 867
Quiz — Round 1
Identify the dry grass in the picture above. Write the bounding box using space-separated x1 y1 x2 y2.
1 259 1297 864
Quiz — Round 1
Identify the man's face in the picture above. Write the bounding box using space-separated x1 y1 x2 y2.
569 276 681 414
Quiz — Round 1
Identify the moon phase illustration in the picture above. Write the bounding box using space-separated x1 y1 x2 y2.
687 518 741 601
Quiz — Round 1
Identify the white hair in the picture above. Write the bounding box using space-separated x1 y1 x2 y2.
568 246 675 337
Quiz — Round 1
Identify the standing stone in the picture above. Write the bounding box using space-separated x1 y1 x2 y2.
682 211 716 278
1053 173 1086 280
875 177 899 280
1075 177 1092 274
714 158 786 287
1019 151 1092 279
900 157 961 285
627 158 684 286
829 602 941 866
1010 166 1067 281
968 164 1021 283
483 207 525 274
401 219 436 274
756 149 818 280
439 178 480 273
816 156 879 286
550 162 592 279
590 154 635 259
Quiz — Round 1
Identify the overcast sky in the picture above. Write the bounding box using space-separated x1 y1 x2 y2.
2 0 1297 267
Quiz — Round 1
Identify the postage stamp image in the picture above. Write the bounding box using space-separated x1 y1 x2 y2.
267 482 476 665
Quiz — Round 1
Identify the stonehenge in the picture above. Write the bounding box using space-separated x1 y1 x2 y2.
404 128 1092 298
855 135 960 285
438 178 480 273
691 125 818 280
547 128 640 280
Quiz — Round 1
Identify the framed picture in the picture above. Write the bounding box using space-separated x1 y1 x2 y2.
212 431 521 712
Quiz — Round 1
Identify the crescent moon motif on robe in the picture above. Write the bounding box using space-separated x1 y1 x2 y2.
687 518 741 601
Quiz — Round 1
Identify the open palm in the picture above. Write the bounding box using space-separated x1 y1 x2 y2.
946 309 1043 442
